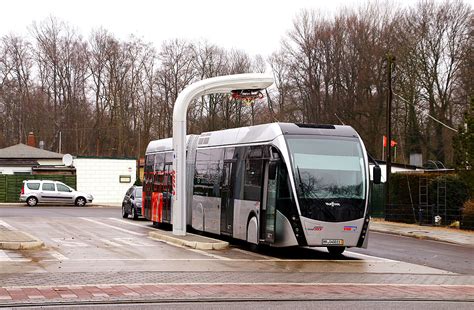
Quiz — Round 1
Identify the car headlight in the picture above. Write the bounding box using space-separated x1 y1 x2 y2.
136 202 141 207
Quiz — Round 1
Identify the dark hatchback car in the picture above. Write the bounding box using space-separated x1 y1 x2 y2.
122 186 142 220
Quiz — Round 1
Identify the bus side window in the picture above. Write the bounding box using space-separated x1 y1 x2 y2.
244 159 263 201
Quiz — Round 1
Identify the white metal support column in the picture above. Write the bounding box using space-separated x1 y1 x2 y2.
172 73 274 236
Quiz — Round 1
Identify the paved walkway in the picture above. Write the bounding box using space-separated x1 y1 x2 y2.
370 219 474 246
0 282 472 306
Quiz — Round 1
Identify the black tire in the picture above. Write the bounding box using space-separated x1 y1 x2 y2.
75 197 86 207
131 206 138 220
327 246 345 256
26 196 38 207
122 205 129 218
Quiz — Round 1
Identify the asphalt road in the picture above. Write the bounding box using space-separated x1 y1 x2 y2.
1 205 473 307
1 205 472 275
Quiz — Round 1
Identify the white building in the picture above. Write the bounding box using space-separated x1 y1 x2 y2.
74 158 137 203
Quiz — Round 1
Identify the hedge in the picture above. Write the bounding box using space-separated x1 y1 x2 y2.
387 172 470 226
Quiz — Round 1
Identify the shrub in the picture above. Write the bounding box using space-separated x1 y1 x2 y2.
428 174 470 224
387 172 471 225
461 200 474 230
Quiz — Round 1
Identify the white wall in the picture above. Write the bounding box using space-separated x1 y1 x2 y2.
74 158 136 203
37 159 63 165
0 166 32 175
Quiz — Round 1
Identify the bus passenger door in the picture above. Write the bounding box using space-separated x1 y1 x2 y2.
261 161 278 244
220 161 234 236
162 163 173 223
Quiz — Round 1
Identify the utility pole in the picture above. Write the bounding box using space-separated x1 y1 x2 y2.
385 54 395 211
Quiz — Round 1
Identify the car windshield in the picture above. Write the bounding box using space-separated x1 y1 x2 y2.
287 136 366 200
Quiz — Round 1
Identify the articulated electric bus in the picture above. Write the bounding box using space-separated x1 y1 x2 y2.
143 123 380 254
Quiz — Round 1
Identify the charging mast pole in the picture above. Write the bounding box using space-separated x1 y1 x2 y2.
172 73 274 236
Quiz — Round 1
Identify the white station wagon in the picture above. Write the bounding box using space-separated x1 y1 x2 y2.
20 180 93 207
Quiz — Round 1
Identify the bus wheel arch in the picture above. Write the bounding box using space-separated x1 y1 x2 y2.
246 213 258 245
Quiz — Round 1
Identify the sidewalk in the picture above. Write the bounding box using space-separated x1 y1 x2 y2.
370 219 474 246
0 282 472 306
0 224 43 250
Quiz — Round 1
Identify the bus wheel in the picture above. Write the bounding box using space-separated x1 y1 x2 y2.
327 246 345 256
247 216 259 250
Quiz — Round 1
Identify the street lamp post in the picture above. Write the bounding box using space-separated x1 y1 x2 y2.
385 54 395 212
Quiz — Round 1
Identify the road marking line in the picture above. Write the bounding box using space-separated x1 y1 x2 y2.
110 218 232 259
51 238 88 247
100 238 123 247
0 250 30 262
38 257 393 263
108 218 155 230
79 218 145 236
0 219 16 230
0 250 11 261
49 250 69 261
150 237 231 260
345 250 397 262
114 237 154 247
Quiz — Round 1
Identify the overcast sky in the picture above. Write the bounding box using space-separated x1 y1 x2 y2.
2 0 420 57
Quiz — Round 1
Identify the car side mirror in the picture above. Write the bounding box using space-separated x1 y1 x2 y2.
373 166 381 184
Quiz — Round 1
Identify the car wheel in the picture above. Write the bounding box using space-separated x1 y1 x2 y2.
27 196 38 207
327 246 345 256
122 205 129 218
75 197 86 207
131 206 138 220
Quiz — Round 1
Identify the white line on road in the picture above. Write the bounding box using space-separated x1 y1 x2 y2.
79 218 145 236
0 219 16 230
345 250 397 262
48 250 69 261
0 250 11 261
114 237 154 247
99 238 123 247
0 250 30 262
51 238 88 247
37 257 415 263
108 218 155 230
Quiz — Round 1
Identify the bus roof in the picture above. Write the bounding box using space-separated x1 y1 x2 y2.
145 123 359 154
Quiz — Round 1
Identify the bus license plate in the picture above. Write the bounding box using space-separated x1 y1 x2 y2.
322 239 344 245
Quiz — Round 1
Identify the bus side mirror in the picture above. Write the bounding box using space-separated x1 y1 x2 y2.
373 166 381 184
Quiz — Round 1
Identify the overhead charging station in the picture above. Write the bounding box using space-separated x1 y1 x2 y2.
172 73 274 236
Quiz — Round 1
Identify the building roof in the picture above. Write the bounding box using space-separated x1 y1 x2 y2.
0 143 63 159
0 159 39 166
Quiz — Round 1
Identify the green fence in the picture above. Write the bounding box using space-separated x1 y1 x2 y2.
0 175 77 203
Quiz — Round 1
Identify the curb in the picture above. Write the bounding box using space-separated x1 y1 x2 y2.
149 231 228 250
369 227 472 246
0 231 44 250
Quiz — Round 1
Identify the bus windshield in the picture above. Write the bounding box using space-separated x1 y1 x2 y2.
286 135 367 222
